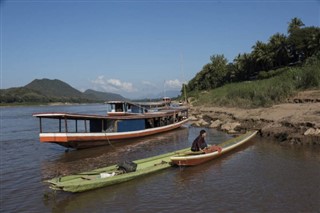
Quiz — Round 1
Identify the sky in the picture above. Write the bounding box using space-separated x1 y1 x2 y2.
1 0 319 99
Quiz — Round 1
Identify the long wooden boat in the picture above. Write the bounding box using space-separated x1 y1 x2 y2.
45 147 191 193
45 131 257 192
33 101 189 149
170 130 258 166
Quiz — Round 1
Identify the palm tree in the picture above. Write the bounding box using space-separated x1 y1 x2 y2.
288 17 305 34
306 27 320 57
269 33 289 67
252 41 273 71
233 53 255 81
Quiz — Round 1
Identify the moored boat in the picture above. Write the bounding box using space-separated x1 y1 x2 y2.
45 147 191 193
33 101 189 149
170 130 258 166
45 131 257 192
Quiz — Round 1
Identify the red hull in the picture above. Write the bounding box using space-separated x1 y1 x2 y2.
39 119 189 149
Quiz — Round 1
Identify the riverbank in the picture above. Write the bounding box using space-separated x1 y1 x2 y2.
189 90 320 145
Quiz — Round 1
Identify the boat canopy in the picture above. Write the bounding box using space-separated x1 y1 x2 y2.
33 108 187 120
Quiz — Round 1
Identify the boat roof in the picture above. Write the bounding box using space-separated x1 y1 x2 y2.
106 100 169 107
33 107 187 120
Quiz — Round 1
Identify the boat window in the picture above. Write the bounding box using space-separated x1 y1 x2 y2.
115 103 123 112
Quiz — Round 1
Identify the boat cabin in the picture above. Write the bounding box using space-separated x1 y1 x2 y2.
106 101 145 116
106 100 173 116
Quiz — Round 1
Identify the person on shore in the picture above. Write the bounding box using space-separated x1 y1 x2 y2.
191 129 208 152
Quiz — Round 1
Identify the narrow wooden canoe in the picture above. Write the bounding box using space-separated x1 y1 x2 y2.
45 147 190 193
170 130 258 166
45 131 257 192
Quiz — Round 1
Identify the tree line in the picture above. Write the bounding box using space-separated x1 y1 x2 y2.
184 17 320 93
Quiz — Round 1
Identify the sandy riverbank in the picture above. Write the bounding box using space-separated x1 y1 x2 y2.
189 90 320 145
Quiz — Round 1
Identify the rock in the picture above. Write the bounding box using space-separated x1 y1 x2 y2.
188 115 198 121
198 118 209 126
304 128 320 135
221 122 241 133
209 119 222 128
304 128 315 135
191 95 320 145
192 122 200 127
192 118 210 127
274 132 288 142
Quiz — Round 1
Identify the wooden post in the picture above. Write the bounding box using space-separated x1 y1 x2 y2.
65 117 68 132
39 118 42 133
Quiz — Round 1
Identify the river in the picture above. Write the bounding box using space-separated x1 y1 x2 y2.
1 104 319 212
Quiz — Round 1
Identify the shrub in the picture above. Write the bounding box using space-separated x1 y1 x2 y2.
191 57 319 108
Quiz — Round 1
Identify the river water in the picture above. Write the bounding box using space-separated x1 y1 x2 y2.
1 104 319 213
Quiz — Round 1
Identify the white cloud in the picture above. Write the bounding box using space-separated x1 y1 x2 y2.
141 81 159 89
164 79 183 89
91 77 186 99
91 76 137 93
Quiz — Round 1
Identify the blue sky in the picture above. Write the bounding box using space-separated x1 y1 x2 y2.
1 0 319 99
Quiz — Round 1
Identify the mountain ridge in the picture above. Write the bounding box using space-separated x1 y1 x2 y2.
0 78 127 104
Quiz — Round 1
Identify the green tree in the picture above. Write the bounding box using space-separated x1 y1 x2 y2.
287 17 305 34
288 26 320 62
269 33 289 67
208 54 229 88
233 53 256 81
252 41 273 71
186 54 229 91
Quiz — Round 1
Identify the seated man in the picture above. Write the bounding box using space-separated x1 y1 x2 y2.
191 129 222 154
191 129 208 152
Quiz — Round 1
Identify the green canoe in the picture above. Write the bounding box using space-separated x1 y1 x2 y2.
45 131 258 193
45 147 190 193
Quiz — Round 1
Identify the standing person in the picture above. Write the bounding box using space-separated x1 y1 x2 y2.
191 129 208 152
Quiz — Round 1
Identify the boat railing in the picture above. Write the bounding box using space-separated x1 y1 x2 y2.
37 117 119 134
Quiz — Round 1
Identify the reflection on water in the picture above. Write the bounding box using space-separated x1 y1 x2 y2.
1 105 320 213
40 127 191 179
44 137 320 213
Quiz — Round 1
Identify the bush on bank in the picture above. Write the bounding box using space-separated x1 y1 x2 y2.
190 54 320 108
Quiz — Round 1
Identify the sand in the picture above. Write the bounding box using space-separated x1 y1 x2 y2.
189 90 320 145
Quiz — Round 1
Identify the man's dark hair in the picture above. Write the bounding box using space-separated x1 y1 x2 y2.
200 129 206 135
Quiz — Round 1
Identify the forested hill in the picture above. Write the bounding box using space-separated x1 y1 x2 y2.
83 89 126 101
0 78 126 104
25 79 84 98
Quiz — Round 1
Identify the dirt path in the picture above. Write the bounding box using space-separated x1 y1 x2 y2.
189 90 320 145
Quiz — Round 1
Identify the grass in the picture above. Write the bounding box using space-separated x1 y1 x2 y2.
190 56 320 108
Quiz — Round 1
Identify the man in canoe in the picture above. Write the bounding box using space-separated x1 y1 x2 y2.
191 129 222 154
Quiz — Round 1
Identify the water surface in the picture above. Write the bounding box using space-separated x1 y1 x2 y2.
1 104 319 212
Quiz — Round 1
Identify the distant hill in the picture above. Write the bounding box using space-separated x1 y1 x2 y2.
25 79 85 99
83 89 127 101
1 87 47 103
0 78 126 104
140 90 181 100
161 90 181 98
